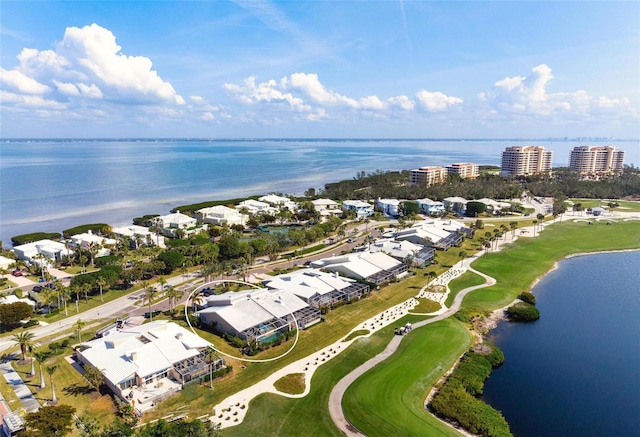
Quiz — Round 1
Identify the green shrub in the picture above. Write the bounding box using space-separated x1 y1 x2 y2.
518 291 536 305
95 255 123 268
62 224 110 238
507 302 540 321
11 232 61 246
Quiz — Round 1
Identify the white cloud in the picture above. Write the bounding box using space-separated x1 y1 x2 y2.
360 95 385 110
3 23 184 109
415 90 463 111
0 67 50 94
479 64 638 121
387 95 415 111
287 73 359 107
224 76 312 112
1 90 65 109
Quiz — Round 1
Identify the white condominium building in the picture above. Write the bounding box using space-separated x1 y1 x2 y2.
410 166 447 186
569 146 625 175
445 163 479 179
500 146 553 176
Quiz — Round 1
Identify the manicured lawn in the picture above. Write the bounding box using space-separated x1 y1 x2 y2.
462 220 640 311
445 270 485 307
569 199 640 212
343 318 471 437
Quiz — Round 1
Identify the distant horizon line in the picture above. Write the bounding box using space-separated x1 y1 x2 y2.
3 137 638 142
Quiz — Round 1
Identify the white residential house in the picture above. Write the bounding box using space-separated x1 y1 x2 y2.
0 255 15 270
342 200 374 219
13 239 73 267
258 194 298 211
111 225 165 248
238 199 278 216
263 268 370 308
311 251 408 285
75 321 224 413
368 238 435 266
197 288 321 343
157 211 198 236
69 231 117 257
198 205 248 227
395 219 471 250
443 197 468 215
0 294 36 309
311 198 342 219
476 198 512 214
376 198 402 217
416 198 445 216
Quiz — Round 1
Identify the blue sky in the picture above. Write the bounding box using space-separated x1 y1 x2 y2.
1 1 638 138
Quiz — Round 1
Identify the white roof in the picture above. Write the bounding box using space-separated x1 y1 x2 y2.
199 289 309 333
369 238 424 259
259 194 293 204
198 205 238 215
263 268 354 300
158 212 196 226
13 239 70 260
312 198 338 208
377 198 401 206
312 252 401 280
78 321 211 384
443 196 468 204
416 198 443 206
342 200 372 208
70 232 116 246
0 294 36 307
0 255 14 269
111 224 154 237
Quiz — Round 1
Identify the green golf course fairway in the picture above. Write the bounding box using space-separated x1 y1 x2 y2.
343 319 471 437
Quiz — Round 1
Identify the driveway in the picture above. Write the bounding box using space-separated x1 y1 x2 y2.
1 274 36 287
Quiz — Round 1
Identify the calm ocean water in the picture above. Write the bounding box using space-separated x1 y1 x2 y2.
1 139 638 245
483 251 640 437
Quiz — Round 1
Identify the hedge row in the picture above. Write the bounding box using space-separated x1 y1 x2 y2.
11 232 61 246
62 223 110 238
171 195 263 214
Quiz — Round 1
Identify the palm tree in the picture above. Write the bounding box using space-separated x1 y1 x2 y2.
95 276 107 302
157 276 167 293
74 319 86 343
510 221 519 238
166 286 183 312
143 282 157 321
204 347 217 389
28 345 36 376
458 250 468 267
500 224 509 241
34 350 48 389
191 289 206 312
46 365 58 403
532 220 538 237
32 253 51 282
12 330 35 362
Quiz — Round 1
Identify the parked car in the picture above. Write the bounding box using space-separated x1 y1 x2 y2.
32 285 43 292
11 270 23 277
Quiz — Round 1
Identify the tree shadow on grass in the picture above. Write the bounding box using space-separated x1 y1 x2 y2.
63 383 95 396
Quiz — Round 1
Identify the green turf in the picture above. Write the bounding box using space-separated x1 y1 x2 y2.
343 318 471 437
445 270 486 307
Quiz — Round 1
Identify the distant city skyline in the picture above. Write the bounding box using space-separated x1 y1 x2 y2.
1 1 638 138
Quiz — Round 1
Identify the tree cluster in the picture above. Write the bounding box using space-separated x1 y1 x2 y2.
430 345 512 437
507 302 540 321
0 302 33 329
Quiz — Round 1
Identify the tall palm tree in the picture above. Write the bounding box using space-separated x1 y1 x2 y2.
74 318 86 343
28 345 36 376
12 330 35 362
95 276 107 302
34 350 48 389
46 365 58 403
157 276 167 293
458 250 468 267
166 286 183 312
510 221 519 238
204 347 217 389
143 282 157 321
191 289 206 312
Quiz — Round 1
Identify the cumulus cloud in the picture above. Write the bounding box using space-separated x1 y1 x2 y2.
478 64 638 121
2 23 184 110
0 67 50 94
415 90 463 111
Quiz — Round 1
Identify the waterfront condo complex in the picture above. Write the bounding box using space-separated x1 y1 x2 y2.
568 146 625 175
410 162 478 186
500 146 553 176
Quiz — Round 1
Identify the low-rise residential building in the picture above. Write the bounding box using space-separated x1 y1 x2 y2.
258 194 298 211
311 198 342 219
157 211 198 236
342 200 374 219
197 288 321 343
311 251 408 285
368 238 435 266
0 294 36 309
238 199 278 216
410 166 447 186
395 219 470 250
0 255 15 270
376 198 402 217
476 198 512 214
13 239 73 267
75 321 224 413
111 224 165 248
198 205 248 227
69 231 116 257
263 268 370 308
416 198 445 216
446 162 479 179
443 197 468 215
